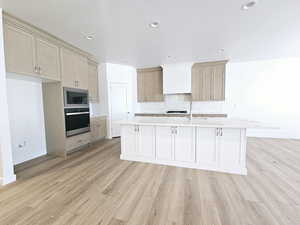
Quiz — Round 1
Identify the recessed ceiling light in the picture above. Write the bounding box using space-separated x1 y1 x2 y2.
149 22 159 28
241 0 257 10
85 35 94 40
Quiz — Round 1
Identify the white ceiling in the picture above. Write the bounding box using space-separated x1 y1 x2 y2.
3 0 300 67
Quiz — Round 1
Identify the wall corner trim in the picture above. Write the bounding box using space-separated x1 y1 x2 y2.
0 174 16 186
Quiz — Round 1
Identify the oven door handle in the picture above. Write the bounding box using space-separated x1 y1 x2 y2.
66 112 90 116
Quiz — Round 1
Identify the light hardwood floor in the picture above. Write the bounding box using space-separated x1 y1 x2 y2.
0 138 300 225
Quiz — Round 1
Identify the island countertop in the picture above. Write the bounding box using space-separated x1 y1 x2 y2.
120 117 277 129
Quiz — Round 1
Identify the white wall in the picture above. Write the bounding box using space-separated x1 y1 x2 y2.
0 8 16 185
226 59 300 139
135 58 300 139
6 77 47 165
93 63 136 138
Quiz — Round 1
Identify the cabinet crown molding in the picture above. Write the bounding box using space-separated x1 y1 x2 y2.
192 60 229 68
2 11 97 62
137 66 162 73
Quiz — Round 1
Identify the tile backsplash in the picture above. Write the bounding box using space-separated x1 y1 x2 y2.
136 94 228 114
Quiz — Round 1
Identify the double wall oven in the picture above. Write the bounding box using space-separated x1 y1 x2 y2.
64 88 90 137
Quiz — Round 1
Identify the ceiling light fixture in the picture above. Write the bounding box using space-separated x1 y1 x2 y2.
241 0 257 10
85 35 94 40
149 22 159 28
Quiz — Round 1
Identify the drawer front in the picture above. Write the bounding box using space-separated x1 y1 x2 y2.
66 132 91 151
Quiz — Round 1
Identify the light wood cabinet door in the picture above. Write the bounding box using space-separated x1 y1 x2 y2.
61 48 77 88
192 61 227 101
4 24 36 75
137 67 164 102
90 117 107 142
192 65 212 101
211 64 225 101
66 132 91 152
88 62 99 102
77 56 88 90
36 38 60 80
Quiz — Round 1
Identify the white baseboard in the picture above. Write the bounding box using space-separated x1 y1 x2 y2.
0 174 16 186
120 154 247 175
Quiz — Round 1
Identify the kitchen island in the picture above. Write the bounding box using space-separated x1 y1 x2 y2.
120 118 273 175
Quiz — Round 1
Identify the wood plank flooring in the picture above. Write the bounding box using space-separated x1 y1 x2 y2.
0 137 300 225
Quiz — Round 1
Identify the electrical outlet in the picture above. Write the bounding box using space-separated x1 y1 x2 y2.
18 141 27 149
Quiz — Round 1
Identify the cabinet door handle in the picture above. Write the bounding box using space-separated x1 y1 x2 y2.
34 66 39 73
39 66 42 74
220 128 223 136
174 127 177 135
171 127 174 134
216 128 219 136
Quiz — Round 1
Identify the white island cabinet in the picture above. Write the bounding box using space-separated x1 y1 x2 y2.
120 119 269 175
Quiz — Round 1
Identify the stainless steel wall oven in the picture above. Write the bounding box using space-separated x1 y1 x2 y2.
64 108 90 137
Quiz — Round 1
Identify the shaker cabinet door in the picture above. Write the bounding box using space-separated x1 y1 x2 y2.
36 38 60 80
77 56 89 90
219 129 242 169
61 48 77 88
4 24 36 75
121 125 138 156
156 126 173 160
88 62 99 102
196 128 218 167
174 127 196 163
138 126 155 159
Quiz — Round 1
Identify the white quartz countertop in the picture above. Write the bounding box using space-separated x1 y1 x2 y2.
120 117 278 129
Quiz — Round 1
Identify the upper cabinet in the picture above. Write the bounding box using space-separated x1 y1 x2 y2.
61 48 88 90
3 13 96 87
76 55 88 90
4 24 61 81
88 61 99 103
35 38 60 80
4 24 36 76
192 61 227 101
137 67 164 102
60 48 77 87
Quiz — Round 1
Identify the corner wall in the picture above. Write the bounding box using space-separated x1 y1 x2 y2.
6 77 47 165
0 8 16 185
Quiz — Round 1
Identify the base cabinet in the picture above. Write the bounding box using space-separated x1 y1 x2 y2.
121 125 247 175
156 126 173 160
66 132 91 152
219 128 244 170
196 128 245 172
121 125 155 159
196 128 218 167
174 126 196 163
